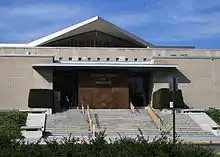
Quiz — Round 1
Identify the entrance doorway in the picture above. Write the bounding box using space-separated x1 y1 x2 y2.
129 72 150 107
53 70 78 110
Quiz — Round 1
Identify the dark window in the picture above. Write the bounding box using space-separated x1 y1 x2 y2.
106 58 110 61
116 58 119 61
69 57 72 60
134 58 138 61
78 57 82 61
125 58 129 61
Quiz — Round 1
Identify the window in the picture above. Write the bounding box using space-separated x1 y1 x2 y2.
116 58 119 61
125 58 129 61
88 57 91 61
78 57 82 61
69 57 72 60
134 58 138 61
59 57 63 60
106 58 110 61
143 58 147 61
97 57 101 61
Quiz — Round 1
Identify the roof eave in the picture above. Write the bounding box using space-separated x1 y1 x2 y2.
27 16 153 48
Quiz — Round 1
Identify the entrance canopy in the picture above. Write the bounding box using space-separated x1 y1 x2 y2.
32 61 178 69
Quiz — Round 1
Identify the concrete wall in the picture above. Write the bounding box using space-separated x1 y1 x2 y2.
153 58 220 109
0 47 153 61
1 47 220 109
1 47 220 61
0 55 53 110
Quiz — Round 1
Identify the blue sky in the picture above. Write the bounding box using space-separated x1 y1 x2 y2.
1 0 220 49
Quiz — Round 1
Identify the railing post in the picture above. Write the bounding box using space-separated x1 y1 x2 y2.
130 102 135 114
87 105 94 137
82 105 85 114
92 124 95 137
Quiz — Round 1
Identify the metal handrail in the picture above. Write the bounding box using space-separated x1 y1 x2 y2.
87 105 94 137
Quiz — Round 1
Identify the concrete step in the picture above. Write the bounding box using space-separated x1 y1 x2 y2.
45 109 89 137
91 109 159 136
154 110 215 136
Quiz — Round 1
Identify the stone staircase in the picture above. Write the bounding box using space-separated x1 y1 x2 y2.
45 109 89 138
155 110 214 137
91 109 159 138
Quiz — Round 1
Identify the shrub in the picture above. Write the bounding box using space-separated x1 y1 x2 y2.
28 89 54 108
153 88 185 109
0 111 27 139
205 109 220 125
0 130 215 157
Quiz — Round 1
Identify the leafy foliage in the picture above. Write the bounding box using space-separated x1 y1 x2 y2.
0 111 27 139
0 130 215 157
0 111 216 156
205 109 220 125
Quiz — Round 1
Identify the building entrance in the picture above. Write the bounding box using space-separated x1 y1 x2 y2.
53 69 152 110
53 70 78 110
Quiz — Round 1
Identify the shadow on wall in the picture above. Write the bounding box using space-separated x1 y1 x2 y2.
153 68 191 84
33 67 53 83
174 69 191 109
175 69 191 84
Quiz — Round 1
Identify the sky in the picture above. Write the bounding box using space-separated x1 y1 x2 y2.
0 0 220 49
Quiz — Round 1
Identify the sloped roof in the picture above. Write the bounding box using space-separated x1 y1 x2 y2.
28 16 154 47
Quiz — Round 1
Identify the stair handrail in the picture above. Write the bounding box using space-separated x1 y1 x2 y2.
130 102 135 114
147 106 168 131
87 105 94 136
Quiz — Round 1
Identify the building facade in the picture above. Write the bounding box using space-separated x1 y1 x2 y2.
0 16 220 110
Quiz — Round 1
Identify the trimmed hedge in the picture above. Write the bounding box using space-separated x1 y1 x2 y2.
153 88 185 109
0 131 215 157
28 89 54 108
0 111 27 139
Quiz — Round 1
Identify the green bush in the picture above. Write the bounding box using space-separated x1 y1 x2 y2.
153 88 185 109
0 130 215 157
28 89 54 108
0 111 27 139
205 109 220 125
